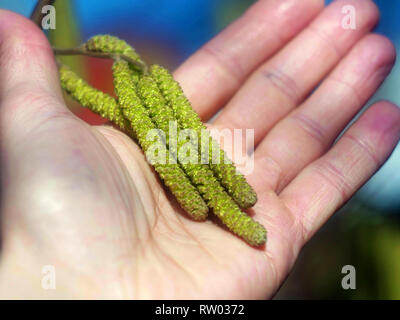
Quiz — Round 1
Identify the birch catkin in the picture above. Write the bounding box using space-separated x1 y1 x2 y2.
59 64 133 135
86 35 145 72
150 64 257 209
112 60 209 221
137 74 266 246
57 34 267 246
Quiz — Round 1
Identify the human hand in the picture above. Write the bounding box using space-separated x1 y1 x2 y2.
0 0 399 299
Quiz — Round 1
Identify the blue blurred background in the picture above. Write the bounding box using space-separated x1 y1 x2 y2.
1 0 399 299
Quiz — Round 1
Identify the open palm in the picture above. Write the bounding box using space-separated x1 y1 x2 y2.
1 0 400 299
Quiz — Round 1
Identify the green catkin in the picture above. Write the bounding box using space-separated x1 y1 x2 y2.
85 35 145 72
58 34 265 245
59 64 133 135
137 74 266 246
112 60 209 221
150 64 257 209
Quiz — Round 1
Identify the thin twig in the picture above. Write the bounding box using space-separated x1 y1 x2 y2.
31 0 56 27
53 45 148 73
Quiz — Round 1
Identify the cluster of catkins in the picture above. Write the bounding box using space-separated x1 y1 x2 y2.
58 35 266 246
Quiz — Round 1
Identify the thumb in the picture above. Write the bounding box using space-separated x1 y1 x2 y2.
0 10 71 139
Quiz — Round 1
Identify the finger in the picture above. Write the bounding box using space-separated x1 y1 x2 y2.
251 34 396 192
173 0 324 121
215 0 379 144
0 10 69 140
279 102 400 245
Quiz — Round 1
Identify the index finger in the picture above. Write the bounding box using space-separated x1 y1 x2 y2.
173 0 324 121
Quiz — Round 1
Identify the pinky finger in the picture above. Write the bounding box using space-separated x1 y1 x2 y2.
280 101 400 245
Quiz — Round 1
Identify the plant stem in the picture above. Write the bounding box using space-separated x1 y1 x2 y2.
54 46 148 73
31 0 56 27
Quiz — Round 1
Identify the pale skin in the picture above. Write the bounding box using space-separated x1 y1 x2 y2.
0 0 399 299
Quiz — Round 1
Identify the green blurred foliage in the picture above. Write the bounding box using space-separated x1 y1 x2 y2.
214 0 255 30
276 203 400 299
47 1 87 115
48 0 84 71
